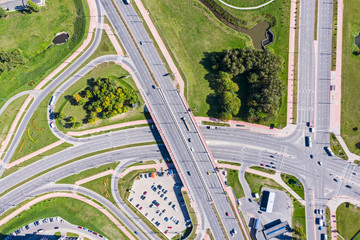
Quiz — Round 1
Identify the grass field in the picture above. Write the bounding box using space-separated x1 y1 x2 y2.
55 62 147 133
330 133 348 160
82 175 116 206
0 197 128 240
0 0 89 108
245 173 306 238
227 169 245 198
217 160 241 166
336 202 360 240
57 162 120 184
218 0 270 7
0 95 28 145
142 0 250 117
215 0 290 127
340 0 360 155
249 166 275 175
280 173 305 200
182 191 197 239
11 91 59 161
1 142 73 179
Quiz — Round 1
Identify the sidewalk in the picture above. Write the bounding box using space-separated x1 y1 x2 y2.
75 170 114 186
245 168 306 205
7 139 65 169
103 23 124 56
0 192 135 240
118 164 158 178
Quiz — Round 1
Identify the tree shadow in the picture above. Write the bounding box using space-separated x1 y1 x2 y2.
355 142 360 150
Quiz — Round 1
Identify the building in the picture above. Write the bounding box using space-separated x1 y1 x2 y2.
260 191 275 213
262 221 289 239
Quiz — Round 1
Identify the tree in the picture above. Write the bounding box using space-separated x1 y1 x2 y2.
73 93 81 103
0 7 7 18
69 117 77 123
58 112 66 119
72 122 82 129
27 0 40 12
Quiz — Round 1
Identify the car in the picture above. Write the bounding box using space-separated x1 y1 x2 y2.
310 154 313 159
54 227 59 229
139 41 143 45
176 220 179 224
187 171 191 176
346 185 352 188
152 85 156 89
270 155 275 158
353 172 357 175
307 122 311 127
248 198 253 202
158 191 161 194
157 185 162 189
78 226 82 229
271 166 276 169
136 204 140 208
151 218 155 222
164 190 168 194
145 213 148 216
159 212 163 216
25 225 29 230
207 171 210 175
83 228 87 231
168 226 172 229
149 204 154 208
309 127 313 132
190 147 194 152
270 162 275 164
129 198 133 202
164 197 168 201
156 210 160 214
165 230 168 234
334 178 339 182
37 229 44 233
144 174 148 178
188 138 191 142
50 122 55 128
257 211 262 214
318 161 322 166
265 165 271 168
225 212 229 216
164 217 169 222
160 194 164 198
140 174 143 178
49 218 54 222
162 209 166 213
172 204 176 208
93 232 98 236
139 207 143 210
162 189 166 193
321 209 324 214
168 201 172 206
88 229 93 233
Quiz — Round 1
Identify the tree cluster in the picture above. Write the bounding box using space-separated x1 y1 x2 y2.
0 49 26 73
0 7 7 18
82 77 138 124
27 0 40 12
210 48 284 122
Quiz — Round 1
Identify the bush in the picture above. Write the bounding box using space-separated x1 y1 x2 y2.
0 49 26 73
0 7 7 18
27 0 40 12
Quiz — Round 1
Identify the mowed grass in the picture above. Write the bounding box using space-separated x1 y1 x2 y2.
82 175 117 206
11 92 59 162
336 202 360 240
0 95 28 144
56 62 147 133
340 0 360 155
280 173 305 200
215 0 290 126
142 0 250 116
227 169 245 198
0 197 128 240
0 0 89 107
249 166 276 175
219 0 270 7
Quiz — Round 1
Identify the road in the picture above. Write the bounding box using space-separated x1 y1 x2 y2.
0 0 354 239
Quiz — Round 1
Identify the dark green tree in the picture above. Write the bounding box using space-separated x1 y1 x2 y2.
27 0 40 12
0 7 7 18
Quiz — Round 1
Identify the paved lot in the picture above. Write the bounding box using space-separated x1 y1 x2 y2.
128 171 189 238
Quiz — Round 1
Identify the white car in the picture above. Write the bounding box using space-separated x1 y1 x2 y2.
318 161 322 166
50 122 55 128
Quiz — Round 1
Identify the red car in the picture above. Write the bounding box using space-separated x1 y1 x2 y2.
260 164 264 166
165 230 168 234
93 232 98 235
168 226 172 229
143 191 147 195
225 212 229 216
78 226 82 229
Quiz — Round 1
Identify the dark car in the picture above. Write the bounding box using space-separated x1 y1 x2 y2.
152 85 156 89
346 185 352 188
225 212 229 216
310 154 313 159
334 178 339 182
187 171 191 176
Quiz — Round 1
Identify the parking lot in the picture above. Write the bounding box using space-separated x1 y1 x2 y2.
128 171 190 238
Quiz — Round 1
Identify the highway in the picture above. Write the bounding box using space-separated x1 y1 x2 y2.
0 0 355 239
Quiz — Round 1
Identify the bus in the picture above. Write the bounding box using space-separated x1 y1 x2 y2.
181 117 191 131
324 146 334 156
305 136 312 147
49 96 56 106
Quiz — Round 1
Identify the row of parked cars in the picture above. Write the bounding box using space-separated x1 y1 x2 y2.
77 225 107 239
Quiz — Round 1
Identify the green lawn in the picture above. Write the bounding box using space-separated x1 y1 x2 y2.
182 191 198 239
57 162 120 184
217 160 241 166
11 91 59 162
280 173 305 200
249 166 276 175
141 0 250 117
326 207 331 240
227 169 245 198
66 233 79 238
341 0 360 155
214 0 290 127
218 0 270 7
0 197 128 240
56 62 147 133
1 142 73 179
0 0 89 108
330 133 348 160
336 202 360 240
0 95 28 144
82 175 117 206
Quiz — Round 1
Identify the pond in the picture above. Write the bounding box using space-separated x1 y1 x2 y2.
52 32 70 45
